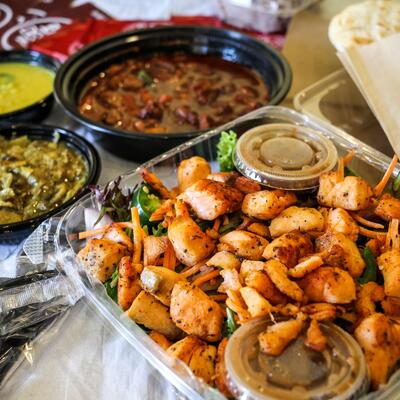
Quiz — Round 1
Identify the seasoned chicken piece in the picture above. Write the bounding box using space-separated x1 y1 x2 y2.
355 313 400 388
102 224 133 252
188 344 217 385
234 176 262 194
375 193 400 221
118 256 141 310
168 201 215 266
315 231 365 277
263 232 313 268
207 171 238 185
219 230 268 260
170 281 224 342
77 238 128 282
240 287 273 317
264 260 304 302
244 270 288 305
218 269 243 293
258 313 307 356
298 266 356 304
247 222 269 238
382 296 400 317
301 303 338 321
240 260 265 278
140 266 183 306
326 208 359 241
215 338 233 398
167 336 203 364
288 255 324 278
206 251 241 270
143 235 169 266
126 291 182 340
149 331 172 350
356 282 385 319
242 190 296 220
180 179 243 220
318 172 373 211
269 206 324 238
378 249 400 297
305 319 327 352
178 156 211 193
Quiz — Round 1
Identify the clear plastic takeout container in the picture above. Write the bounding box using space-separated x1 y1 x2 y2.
293 69 392 157
53 106 400 399
219 0 319 33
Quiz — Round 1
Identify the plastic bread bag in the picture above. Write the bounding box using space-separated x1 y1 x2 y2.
0 298 187 400
0 218 83 387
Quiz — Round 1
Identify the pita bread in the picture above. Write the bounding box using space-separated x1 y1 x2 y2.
329 0 400 51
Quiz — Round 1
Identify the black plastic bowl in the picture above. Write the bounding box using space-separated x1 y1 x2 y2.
0 50 59 126
0 124 101 244
54 25 292 161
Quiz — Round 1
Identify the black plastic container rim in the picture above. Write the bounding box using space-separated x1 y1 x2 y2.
0 123 101 235
54 25 292 141
0 49 60 120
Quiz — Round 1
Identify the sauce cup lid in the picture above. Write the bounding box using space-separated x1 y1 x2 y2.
233 123 338 190
225 317 368 400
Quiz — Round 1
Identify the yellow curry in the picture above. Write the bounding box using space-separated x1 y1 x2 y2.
0 62 54 114
0 135 88 224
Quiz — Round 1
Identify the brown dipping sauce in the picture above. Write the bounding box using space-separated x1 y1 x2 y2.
79 53 269 134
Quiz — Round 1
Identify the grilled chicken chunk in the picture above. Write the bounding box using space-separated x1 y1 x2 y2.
178 156 211 193
170 281 224 342
375 193 400 221
318 173 373 210
77 238 128 282
378 249 400 297
355 313 400 388
326 208 359 241
219 230 268 260
168 201 215 266
263 231 313 268
242 190 296 220
118 256 141 310
258 313 307 356
299 266 356 304
316 231 365 277
269 206 324 238
180 179 243 220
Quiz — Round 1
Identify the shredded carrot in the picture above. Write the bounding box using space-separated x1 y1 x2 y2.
226 289 247 309
386 219 400 250
131 207 142 264
374 155 399 197
343 149 356 166
212 219 221 232
208 294 228 302
337 157 344 182
78 222 134 239
180 261 205 278
222 215 229 226
226 298 250 321
192 269 220 286
163 240 176 270
359 226 387 239
352 213 385 230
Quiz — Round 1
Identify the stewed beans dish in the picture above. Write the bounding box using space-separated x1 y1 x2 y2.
79 53 269 134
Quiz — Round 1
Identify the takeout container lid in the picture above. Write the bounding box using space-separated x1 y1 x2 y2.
234 123 338 190
225 316 369 400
